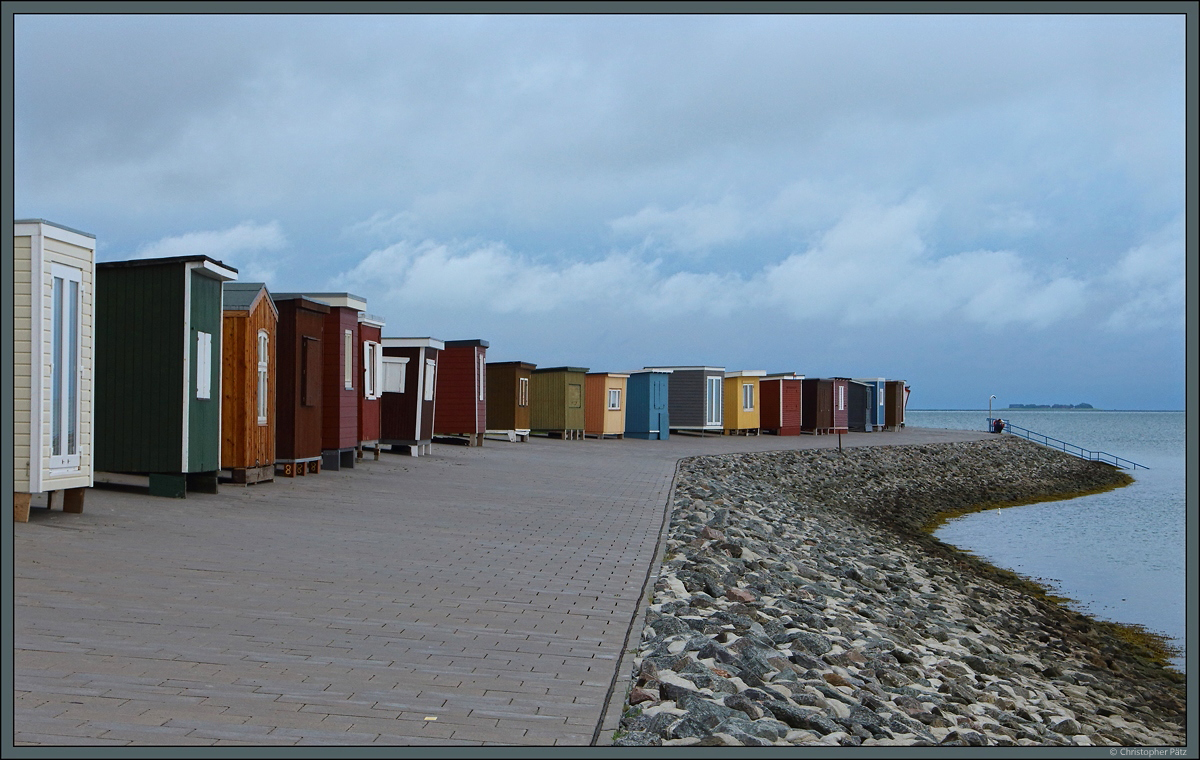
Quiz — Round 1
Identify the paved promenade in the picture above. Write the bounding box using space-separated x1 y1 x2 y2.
12 428 990 747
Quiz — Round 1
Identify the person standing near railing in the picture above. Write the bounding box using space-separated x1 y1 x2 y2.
993 418 1005 434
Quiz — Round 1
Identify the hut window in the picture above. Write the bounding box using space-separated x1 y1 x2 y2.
49 264 83 468
568 383 582 408
838 384 845 411
478 354 486 401
518 377 529 407
424 359 437 401
382 356 407 393
742 383 754 411
196 331 213 400
706 376 722 425
257 330 269 425
607 388 622 411
344 330 354 390
363 341 383 399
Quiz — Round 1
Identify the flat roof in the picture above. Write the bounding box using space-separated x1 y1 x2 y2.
643 365 725 372
444 339 490 348
14 218 96 239
358 312 386 327
382 337 445 350
270 293 331 313
726 370 767 378
99 255 237 281
297 292 367 311
486 360 537 369
533 366 589 374
586 371 630 378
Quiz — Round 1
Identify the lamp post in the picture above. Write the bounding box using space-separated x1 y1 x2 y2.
989 395 997 433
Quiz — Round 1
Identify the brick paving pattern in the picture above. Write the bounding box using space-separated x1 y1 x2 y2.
13 428 990 746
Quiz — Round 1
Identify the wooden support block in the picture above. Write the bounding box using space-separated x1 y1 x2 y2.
14 492 31 523
307 459 321 474
63 487 86 514
149 474 187 499
186 472 219 495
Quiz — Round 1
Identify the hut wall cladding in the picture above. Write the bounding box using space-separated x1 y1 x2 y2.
221 294 276 470
760 378 801 435
666 371 706 428
275 299 327 461
530 370 586 431
187 270 223 473
801 378 833 432
358 322 382 443
723 376 762 432
320 307 360 451
885 380 906 428
381 345 421 442
584 374 627 435
435 343 487 435
95 263 186 473
832 377 850 432
485 362 533 431
848 381 868 432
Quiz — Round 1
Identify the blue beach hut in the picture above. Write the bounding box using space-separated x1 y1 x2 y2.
854 378 886 432
625 370 671 440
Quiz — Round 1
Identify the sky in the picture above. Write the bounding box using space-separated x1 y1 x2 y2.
12 12 1189 409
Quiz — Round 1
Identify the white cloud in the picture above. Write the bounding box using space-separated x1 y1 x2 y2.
609 197 747 253
1102 216 1185 331
130 221 287 282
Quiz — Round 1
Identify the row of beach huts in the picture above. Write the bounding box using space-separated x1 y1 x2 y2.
13 219 909 521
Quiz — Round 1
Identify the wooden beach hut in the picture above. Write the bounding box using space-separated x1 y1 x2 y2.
380 337 443 456
220 282 277 485
643 366 725 434
530 366 589 439
13 220 96 521
885 380 908 431
94 255 238 498
759 373 803 436
485 361 536 442
434 339 489 446
296 293 367 470
624 369 671 440
357 312 386 460
273 294 330 477
801 377 850 435
584 372 630 439
723 370 766 435
854 377 887 431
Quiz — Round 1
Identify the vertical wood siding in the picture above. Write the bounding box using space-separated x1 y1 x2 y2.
319 307 360 451
13 236 34 491
381 345 421 443
221 291 277 469
434 344 485 435
187 270 223 472
275 300 326 460
358 323 381 443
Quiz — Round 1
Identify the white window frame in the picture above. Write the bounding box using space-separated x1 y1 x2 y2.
196 331 213 400
742 382 754 411
48 263 83 469
256 329 269 425
344 329 354 390
838 383 845 411
706 376 722 425
478 354 486 402
424 359 437 401
363 340 384 400
607 388 622 411
382 356 408 394
518 376 529 407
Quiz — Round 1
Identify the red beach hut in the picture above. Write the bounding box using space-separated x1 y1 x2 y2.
760 373 803 436
380 337 444 456
358 312 386 459
434 339 489 446
273 295 330 477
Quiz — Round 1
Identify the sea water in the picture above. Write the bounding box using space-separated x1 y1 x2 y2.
906 409 1187 672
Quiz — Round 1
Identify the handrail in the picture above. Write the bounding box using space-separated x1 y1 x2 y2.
986 418 1148 470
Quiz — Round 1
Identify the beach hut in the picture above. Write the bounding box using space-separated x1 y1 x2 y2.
93 255 238 498
759 373 803 436
584 372 630 439
485 361 536 442
13 220 96 521
357 312 386 459
848 379 871 433
885 380 908 431
624 369 671 440
854 377 887 431
722 370 766 435
643 366 725 434
220 282 277 484
434 339 490 446
801 377 850 435
294 293 367 470
273 295 330 477
530 366 589 439
380 337 443 456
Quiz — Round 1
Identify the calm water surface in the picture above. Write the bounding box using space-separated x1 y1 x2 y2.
907 410 1186 672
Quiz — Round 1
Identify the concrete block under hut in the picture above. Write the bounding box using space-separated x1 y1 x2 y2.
13 220 97 521
434 339 490 446
380 337 443 456
530 366 589 439
723 370 766 435
584 372 630 439
854 377 887 431
94 255 238 498
759 372 803 436
294 293 368 470
643 366 725 435
624 369 671 440
485 360 536 442
272 295 330 477
220 282 278 485
357 312 386 460
802 376 850 435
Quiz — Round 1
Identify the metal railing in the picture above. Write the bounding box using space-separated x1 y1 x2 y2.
986 418 1148 470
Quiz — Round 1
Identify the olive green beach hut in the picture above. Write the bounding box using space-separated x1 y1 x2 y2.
93 255 238 497
529 366 589 439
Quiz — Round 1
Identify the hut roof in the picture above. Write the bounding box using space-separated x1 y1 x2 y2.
444 339 491 348
533 366 589 374
98 255 238 280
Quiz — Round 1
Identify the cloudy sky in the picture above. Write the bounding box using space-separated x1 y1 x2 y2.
14 13 1187 409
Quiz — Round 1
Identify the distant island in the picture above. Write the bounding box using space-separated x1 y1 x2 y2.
1008 403 1095 409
